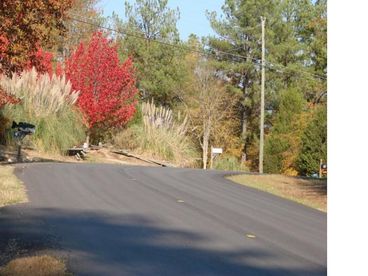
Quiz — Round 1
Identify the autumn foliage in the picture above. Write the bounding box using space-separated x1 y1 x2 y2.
0 87 19 108
65 32 138 130
0 0 72 75
26 47 54 76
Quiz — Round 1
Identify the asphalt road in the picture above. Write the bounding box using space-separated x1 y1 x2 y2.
0 163 326 275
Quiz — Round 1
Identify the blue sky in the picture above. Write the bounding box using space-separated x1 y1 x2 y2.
96 0 224 40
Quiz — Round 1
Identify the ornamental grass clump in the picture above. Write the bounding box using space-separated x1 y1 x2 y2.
114 100 197 167
0 68 85 154
141 99 188 136
0 67 79 116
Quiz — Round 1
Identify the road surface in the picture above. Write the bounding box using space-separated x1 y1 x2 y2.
0 163 326 275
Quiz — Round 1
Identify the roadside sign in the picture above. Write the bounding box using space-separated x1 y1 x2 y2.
210 147 223 169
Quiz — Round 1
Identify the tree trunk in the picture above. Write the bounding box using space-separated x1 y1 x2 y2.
241 107 247 140
202 123 210 170
85 131 90 149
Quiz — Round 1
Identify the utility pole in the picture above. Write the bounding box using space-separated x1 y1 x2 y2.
259 16 266 174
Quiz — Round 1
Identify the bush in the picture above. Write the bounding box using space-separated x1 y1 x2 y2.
113 100 198 167
214 155 249 172
264 136 288 173
0 68 85 154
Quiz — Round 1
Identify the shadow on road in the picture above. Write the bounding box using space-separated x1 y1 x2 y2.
0 206 326 276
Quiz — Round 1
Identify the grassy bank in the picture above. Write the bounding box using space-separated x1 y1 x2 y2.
228 174 327 212
0 166 27 207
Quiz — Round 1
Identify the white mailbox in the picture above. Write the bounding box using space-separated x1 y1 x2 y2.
211 147 223 154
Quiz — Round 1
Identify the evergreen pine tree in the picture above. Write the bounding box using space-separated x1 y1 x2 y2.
297 104 327 176
264 88 306 174
113 0 187 107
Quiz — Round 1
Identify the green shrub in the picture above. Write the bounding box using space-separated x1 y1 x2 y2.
214 155 249 172
264 136 288 173
0 68 85 154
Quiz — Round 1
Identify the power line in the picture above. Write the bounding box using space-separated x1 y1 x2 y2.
266 61 327 80
68 13 261 64
67 13 327 81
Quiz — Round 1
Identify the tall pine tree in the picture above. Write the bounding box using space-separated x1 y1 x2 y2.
113 0 187 107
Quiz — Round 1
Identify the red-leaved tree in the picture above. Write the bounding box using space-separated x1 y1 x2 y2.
26 47 54 76
65 32 138 145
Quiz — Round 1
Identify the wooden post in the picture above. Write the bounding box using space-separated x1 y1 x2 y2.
259 16 266 174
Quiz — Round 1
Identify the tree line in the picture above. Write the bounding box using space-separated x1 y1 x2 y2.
0 0 326 176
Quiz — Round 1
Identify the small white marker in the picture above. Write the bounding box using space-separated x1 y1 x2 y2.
246 234 256 239
177 199 185 203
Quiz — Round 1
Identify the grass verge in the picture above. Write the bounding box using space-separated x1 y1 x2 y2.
228 174 327 212
0 255 70 276
0 168 69 276
0 166 27 207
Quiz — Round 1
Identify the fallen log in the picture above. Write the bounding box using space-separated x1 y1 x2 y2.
111 150 175 167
